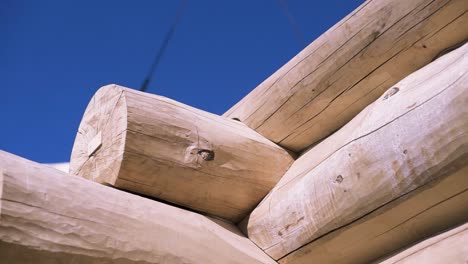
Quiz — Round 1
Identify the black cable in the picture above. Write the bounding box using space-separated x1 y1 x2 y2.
279 0 305 47
140 0 187 92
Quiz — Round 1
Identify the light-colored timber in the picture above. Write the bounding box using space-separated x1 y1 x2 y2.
279 164 468 264
243 43 468 260
69 85 294 223
224 0 468 152
0 150 277 264
377 223 468 264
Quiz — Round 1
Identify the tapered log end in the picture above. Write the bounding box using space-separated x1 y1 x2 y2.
69 84 128 185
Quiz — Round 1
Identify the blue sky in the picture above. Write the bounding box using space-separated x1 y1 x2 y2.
2 0 363 163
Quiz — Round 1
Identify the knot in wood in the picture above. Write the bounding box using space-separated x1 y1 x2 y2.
334 175 344 184
383 87 399 100
198 149 215 161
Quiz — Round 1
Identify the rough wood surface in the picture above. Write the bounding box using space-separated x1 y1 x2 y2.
244 43 468 260
224 0 468 152
0 150 277 264
377 223 468 264
279 164 468 264
69 85 293 222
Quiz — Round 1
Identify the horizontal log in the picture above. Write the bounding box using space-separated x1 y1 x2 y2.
224 0 468 152
279 164 468 264
0 150 276 264
377 223 468 264
70 85 293 222
243 43 468 260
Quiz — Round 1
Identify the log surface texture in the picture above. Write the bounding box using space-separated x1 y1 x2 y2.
244 43 468 261
377 223 468 264
224 0 468 152
279 164 468 264
69 85 294 222
0 150 277 264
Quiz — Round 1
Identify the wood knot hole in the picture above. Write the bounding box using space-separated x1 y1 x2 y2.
198 149 215 161
383 87 399 100
334 175 344 184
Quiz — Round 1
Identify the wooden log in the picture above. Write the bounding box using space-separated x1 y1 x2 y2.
224 0 468 152
243 43 468 260
377 223 468 264
0 150 277 264
69 85 294 223
279 164 468 264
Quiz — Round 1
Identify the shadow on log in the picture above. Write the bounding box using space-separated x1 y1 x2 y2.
376 223 468 264
225 0 468 152
243 43 468 262
0 151 277 264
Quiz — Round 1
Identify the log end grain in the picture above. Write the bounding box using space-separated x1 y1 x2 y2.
70 84 127 185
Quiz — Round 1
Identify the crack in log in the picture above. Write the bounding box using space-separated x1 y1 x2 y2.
274 70 465 191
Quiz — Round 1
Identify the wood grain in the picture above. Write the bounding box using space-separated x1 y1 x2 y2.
376 223 468 264
0 150 277 264
243 43 468 260
279 164 468 264
224 0 468 152
69 85 294 223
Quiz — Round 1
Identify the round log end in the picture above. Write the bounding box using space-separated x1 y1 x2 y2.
69 85 127 184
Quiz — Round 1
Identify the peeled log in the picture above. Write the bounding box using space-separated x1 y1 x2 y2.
244 43 468 260
377 223 468 264
224 0 468 152
0 151 277 264
69 85 293 222
279 164 468 264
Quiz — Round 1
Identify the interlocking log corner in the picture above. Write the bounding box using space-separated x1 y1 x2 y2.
244 43 468 262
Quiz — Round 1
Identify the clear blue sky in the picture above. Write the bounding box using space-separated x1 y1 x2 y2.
2 0 363 163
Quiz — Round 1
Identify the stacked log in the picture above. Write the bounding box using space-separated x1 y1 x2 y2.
0 150 276 264
224 0 468 152
242 43 468 263
377 223 468 264
276 165 468 264
69 85 294 222
3 1 468 263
